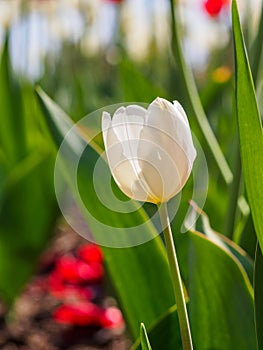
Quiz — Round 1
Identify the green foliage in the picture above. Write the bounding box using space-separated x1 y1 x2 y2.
0 39 59 304
232 0 263 253
133 228 256 350
254 244 263 350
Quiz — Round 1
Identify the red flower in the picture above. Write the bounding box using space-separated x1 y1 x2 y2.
203 0 229 17
48 271 94 300
100 307 124 330
77 244 103 264
53 302 124 330
104 0 123 3
55 255 104 284
53 302 103 326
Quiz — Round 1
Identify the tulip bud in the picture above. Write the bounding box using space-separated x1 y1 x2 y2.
102 97 196 204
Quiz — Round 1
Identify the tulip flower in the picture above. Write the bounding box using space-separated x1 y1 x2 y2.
102 97 196 204
203 0 229 17
102 97 195 350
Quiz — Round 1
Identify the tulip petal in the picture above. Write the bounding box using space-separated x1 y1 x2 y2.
111 105 146 158
173 100 189 125
137 98 196 202
102 110 149 202
146 98 196 167
138 138 183 202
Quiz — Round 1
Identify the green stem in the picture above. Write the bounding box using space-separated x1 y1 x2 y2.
159 203 193 350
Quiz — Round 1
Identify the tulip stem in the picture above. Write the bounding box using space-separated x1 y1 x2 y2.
159 203 193 350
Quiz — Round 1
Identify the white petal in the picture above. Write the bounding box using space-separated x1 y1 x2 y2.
102 108 149 202
146 97 196 166
173 100 189 126
102 111 112 150
138 138 186 202
137 97 197 202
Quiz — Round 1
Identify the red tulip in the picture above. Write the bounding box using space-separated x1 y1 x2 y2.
100 306 124 330
48 271 94 300
55 255 104 284
105 0 123 3
53 302 124 330
77 244 103 264
203 0 229 17
53 302 103 326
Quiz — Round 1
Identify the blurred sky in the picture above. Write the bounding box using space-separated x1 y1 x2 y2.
0 0 262 80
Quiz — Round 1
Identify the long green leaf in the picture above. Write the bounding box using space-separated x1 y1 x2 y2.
188 231 256 349
36 87 174 339
232 0 263 253
254 244 263 350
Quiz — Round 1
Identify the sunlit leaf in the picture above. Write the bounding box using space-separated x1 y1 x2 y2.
232 0 263 253
254 244 263 350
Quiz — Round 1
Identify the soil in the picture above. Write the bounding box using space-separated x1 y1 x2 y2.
0 225 131 350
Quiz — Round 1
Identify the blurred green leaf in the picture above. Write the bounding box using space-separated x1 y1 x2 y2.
232 0 263 253
0 43 59 304
191 203 254 283
0 37 26 164
254 244 263 350
133 228 256 350
0 151 58 303
119 59 166 103
36 87 174 339
188 230 256 350
251 1 263 82
140 323 153 350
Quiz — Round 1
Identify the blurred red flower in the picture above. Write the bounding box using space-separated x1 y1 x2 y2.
48 270 94 300
104 0 123 3
55 255 104 284
203 0 229 17
53 302 102 326
53 302 124 329
100 306 124 330
77 244 103 264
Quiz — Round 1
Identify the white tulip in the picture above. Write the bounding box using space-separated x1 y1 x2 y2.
102 97 196 204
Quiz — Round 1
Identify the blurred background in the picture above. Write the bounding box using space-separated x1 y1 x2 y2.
0 0 262 349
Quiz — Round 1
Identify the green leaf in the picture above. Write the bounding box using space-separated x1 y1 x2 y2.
140 323 153 350
36 87 174 339
188 231 256 350
0 36 26 164
0 46 59 304
254 244 263 350
232 0 263 253
0 151 58 303
132 306 182 350
190 202 254 283
133 229 256 350
119 59 166 103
